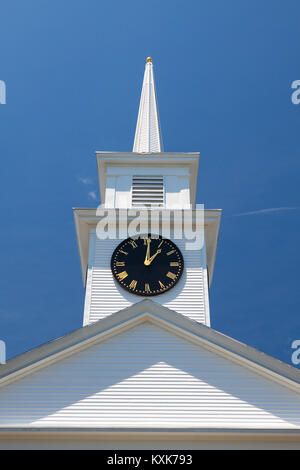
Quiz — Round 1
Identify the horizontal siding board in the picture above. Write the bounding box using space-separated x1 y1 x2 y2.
0 324 300 428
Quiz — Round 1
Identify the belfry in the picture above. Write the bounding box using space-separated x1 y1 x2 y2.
0 59 300 450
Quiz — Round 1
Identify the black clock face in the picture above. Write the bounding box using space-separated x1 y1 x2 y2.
111 235 184 296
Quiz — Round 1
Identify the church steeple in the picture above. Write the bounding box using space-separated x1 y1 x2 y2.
74 57 221 328
133 57 163 153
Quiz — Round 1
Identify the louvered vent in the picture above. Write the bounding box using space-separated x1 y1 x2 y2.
131 176 164 207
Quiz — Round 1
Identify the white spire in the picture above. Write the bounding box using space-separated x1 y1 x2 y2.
133 57 163 153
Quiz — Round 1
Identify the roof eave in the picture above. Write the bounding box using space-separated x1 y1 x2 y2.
1 299 299 393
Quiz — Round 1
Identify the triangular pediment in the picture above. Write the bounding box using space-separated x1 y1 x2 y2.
0 301 300 431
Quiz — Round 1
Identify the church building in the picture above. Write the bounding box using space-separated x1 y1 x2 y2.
0 58 300 450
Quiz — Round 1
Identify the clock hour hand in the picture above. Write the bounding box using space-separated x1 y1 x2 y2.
144 249 161 266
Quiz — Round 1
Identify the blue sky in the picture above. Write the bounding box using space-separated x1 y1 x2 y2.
0 0 300 366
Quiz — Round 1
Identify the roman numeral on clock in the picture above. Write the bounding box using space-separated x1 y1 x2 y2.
117 271 128 280
128 240 138 249
145 283 151 293
167 250 175 256
166 271 176 280
129 280 137 290
119 250 128 255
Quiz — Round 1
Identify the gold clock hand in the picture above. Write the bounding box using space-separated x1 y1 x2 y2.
144 238 151 265
145 249 161 266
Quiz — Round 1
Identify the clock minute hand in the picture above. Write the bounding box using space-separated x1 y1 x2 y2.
144 238 151 265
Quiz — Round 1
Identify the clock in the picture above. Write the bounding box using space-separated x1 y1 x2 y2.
111 235 184 296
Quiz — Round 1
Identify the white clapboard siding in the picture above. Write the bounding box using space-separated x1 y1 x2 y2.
0 323 300 429
83 230 209 326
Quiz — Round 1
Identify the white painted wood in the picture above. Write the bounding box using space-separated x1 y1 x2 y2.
165 175 190 209
115 175 132 208
104 176 116 208
97 153 200 209
106 166 190 177
82 231 96 327
0 323 300 430
133 58 162 153
83 229 209 325
131 176 164 207
104 166 191 209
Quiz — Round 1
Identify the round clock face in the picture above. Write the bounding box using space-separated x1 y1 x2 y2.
111 235 184 296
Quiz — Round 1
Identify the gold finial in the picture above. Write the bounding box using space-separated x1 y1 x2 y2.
146 57 152 63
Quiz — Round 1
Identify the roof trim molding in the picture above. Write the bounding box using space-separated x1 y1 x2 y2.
0 428 300 436
0 300 299 393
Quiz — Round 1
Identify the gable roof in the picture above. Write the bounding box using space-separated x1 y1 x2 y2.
1 300 299 393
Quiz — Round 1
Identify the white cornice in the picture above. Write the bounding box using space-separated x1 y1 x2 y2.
73 207 221 286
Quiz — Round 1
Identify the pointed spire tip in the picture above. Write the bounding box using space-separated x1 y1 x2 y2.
133 56 163 153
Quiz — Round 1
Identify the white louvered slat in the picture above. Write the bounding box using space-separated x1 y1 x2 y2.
131 176 164 207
